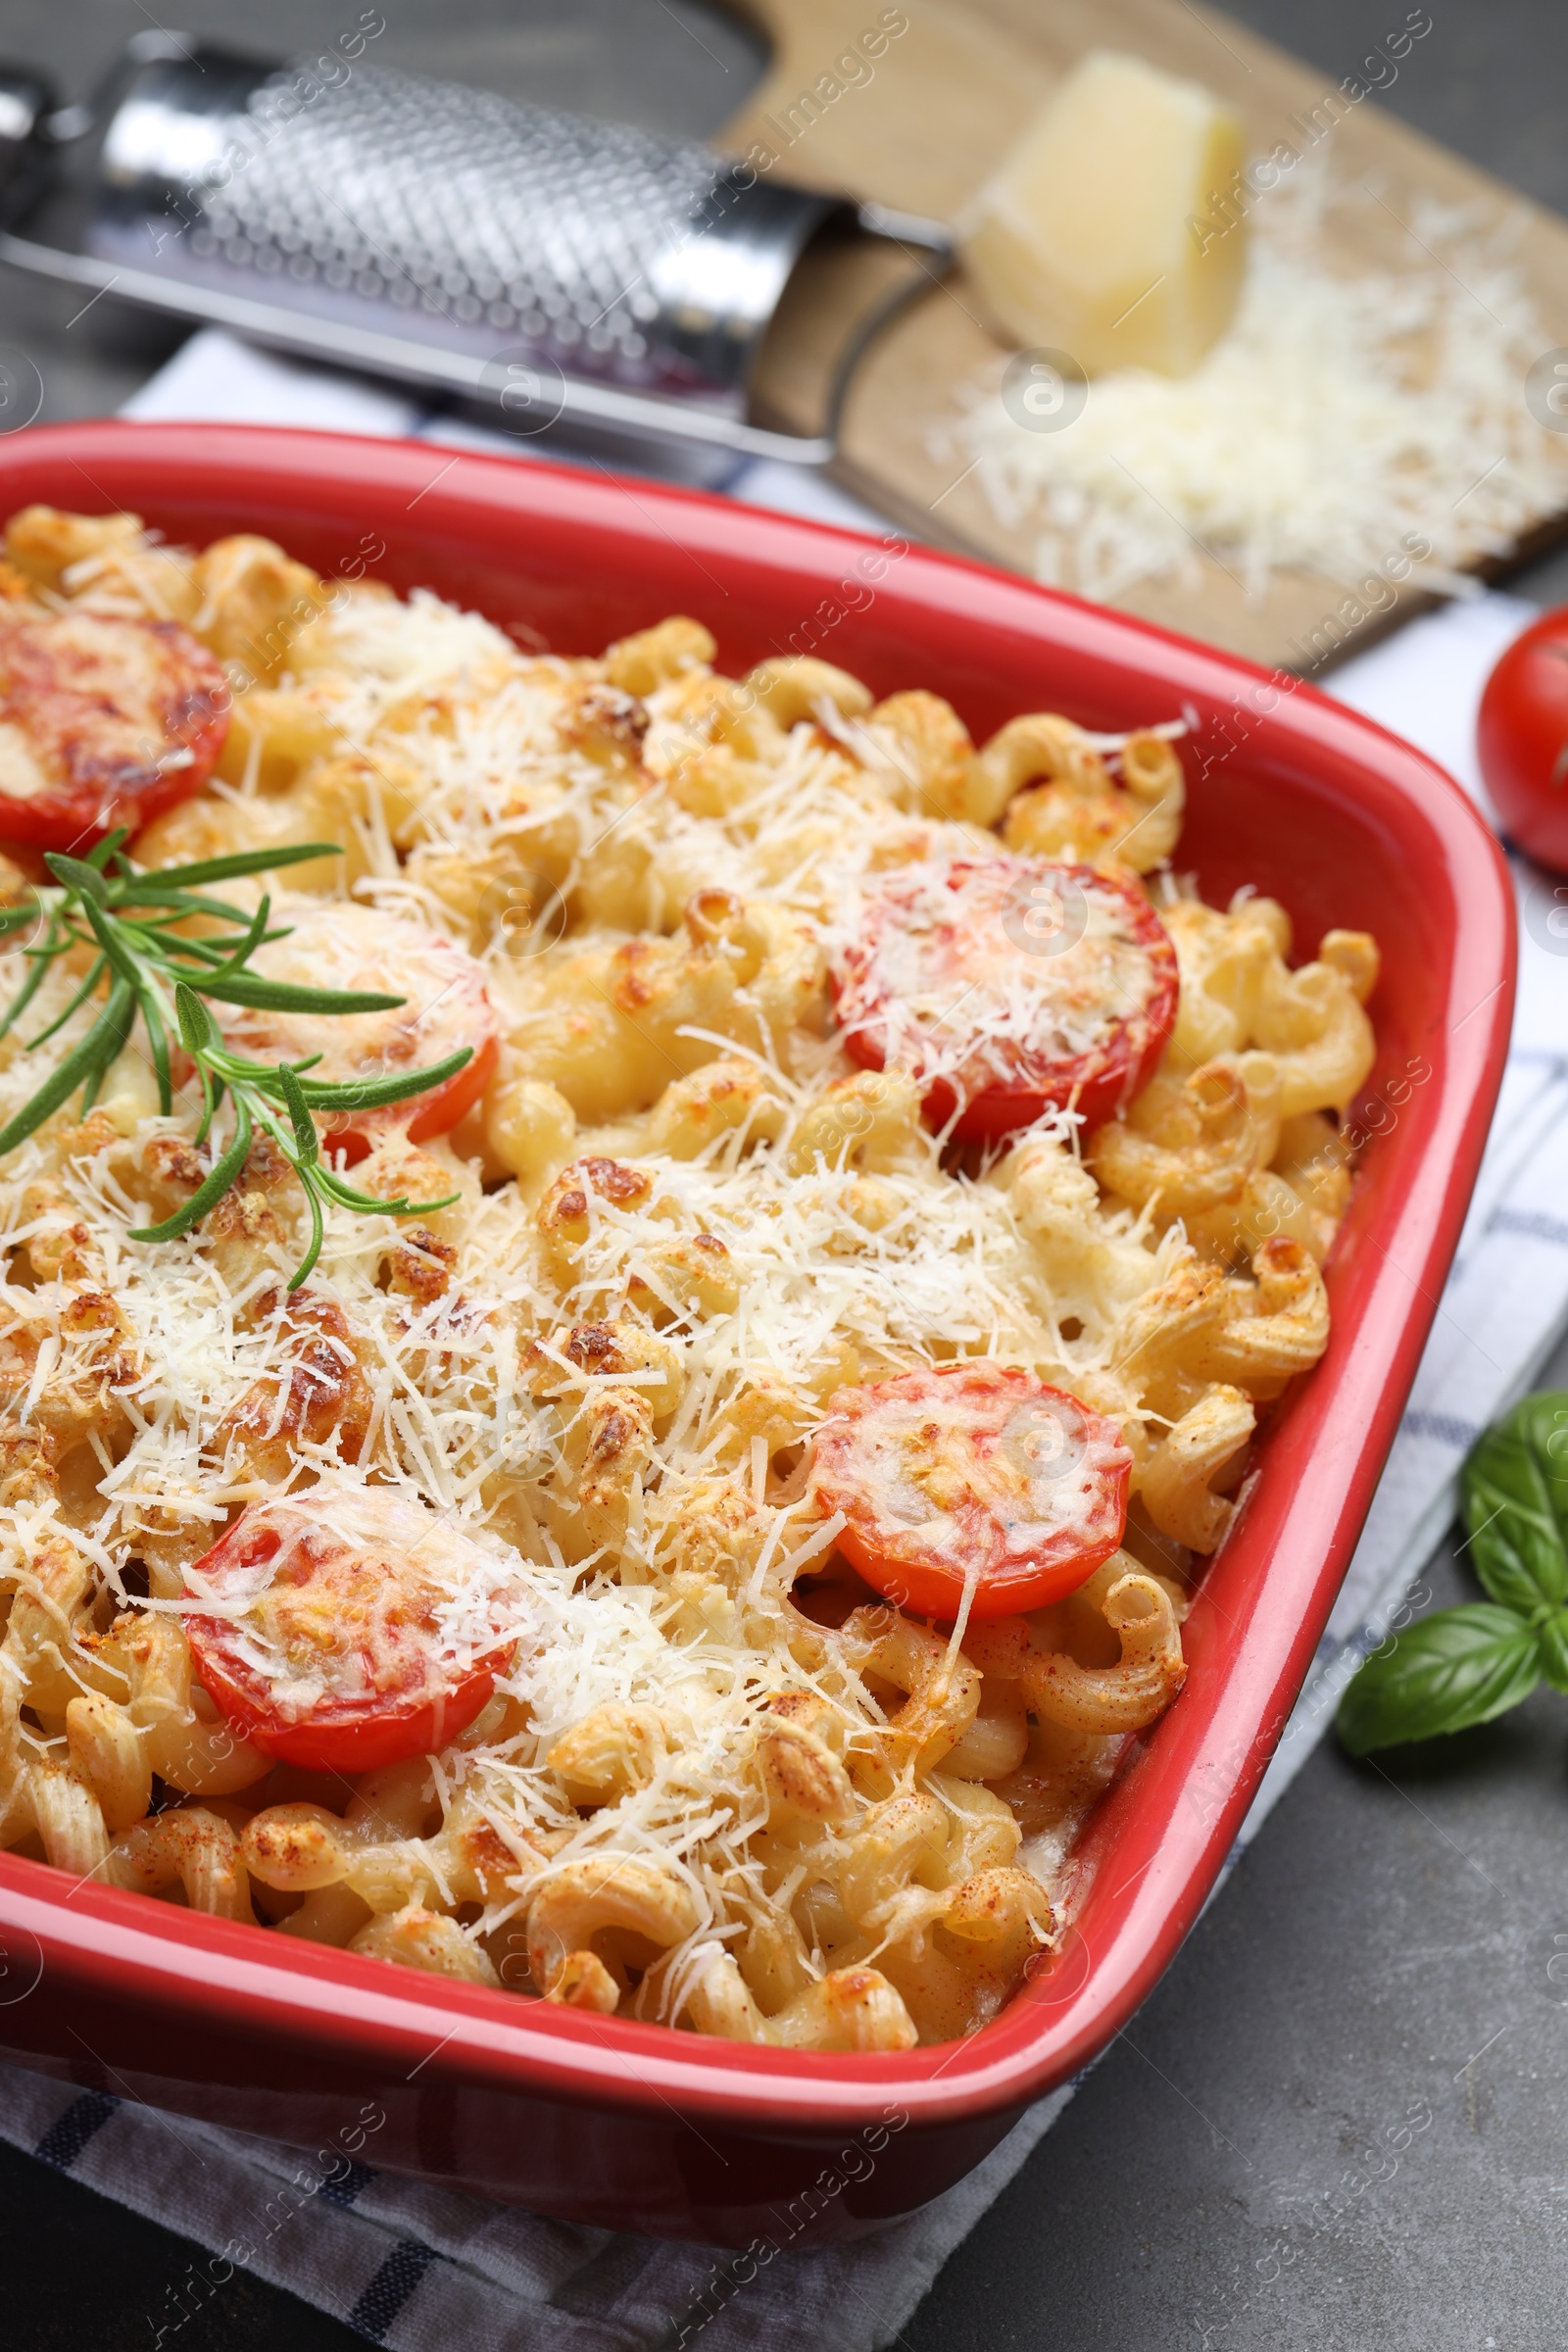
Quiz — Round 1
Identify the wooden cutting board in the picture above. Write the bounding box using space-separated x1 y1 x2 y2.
725 0 1568 668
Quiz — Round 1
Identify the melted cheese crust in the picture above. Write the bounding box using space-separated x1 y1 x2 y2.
0 519 1374 2049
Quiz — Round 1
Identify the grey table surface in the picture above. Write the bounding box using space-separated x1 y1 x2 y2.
2 4 1568 2346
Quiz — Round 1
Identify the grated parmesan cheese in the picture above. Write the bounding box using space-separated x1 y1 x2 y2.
942 159 1568 608
0 518 1357 2037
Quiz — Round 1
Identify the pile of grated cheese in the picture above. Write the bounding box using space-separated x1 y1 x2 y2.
942 157 1568 607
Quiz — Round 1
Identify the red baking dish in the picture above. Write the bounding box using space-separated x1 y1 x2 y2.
0 423 1514 2246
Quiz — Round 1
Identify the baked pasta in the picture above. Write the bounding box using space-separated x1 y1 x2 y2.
0 508 1377 2050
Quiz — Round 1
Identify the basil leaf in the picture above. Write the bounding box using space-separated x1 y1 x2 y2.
1461 1391 1568 1617
1536 1608 1568 1695
1337 1603 1542 1755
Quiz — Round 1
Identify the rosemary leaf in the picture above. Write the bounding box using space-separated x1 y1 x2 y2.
291 1185 327 1291
0 976 135 1155
277 1062 319 1166
43 853 108 903
27 953 108 1049
173 983 218 1057
127 1098 255 1243
86 828 131 872
294 1046 473 1111
77 894 146 993
106 887 274 926
208 892 275 978
0 918 62 1041
313 1165 460 1217
79 978 139 1115
197 973 404 1014
141 986 173 1116
0 837 476 1271
116 843 341 892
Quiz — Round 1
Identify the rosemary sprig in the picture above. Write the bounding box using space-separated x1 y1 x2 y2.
0 832 471 1289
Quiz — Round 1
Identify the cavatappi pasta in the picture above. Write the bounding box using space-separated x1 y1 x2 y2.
0 508 1377 2050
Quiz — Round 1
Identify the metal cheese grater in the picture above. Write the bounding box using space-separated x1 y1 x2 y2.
0 34 950 464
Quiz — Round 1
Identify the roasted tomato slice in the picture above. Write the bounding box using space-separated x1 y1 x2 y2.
832 854 1178 1141
184 1488 517 1773
221 903 499 1156
0 604 227 849
813 1362 1131 1620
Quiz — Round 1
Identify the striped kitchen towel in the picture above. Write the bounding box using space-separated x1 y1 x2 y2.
0 2058 1075 2352
0 334 1563 2350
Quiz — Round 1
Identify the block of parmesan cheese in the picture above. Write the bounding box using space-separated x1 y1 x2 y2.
962 49 1248 378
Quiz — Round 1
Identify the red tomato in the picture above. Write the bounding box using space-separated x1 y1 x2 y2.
832 855 1177 1142
1477 607 1568 874
221 903 499 1157
812 1362 1131 1621
0 604 227 849
184 1488 517 1773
